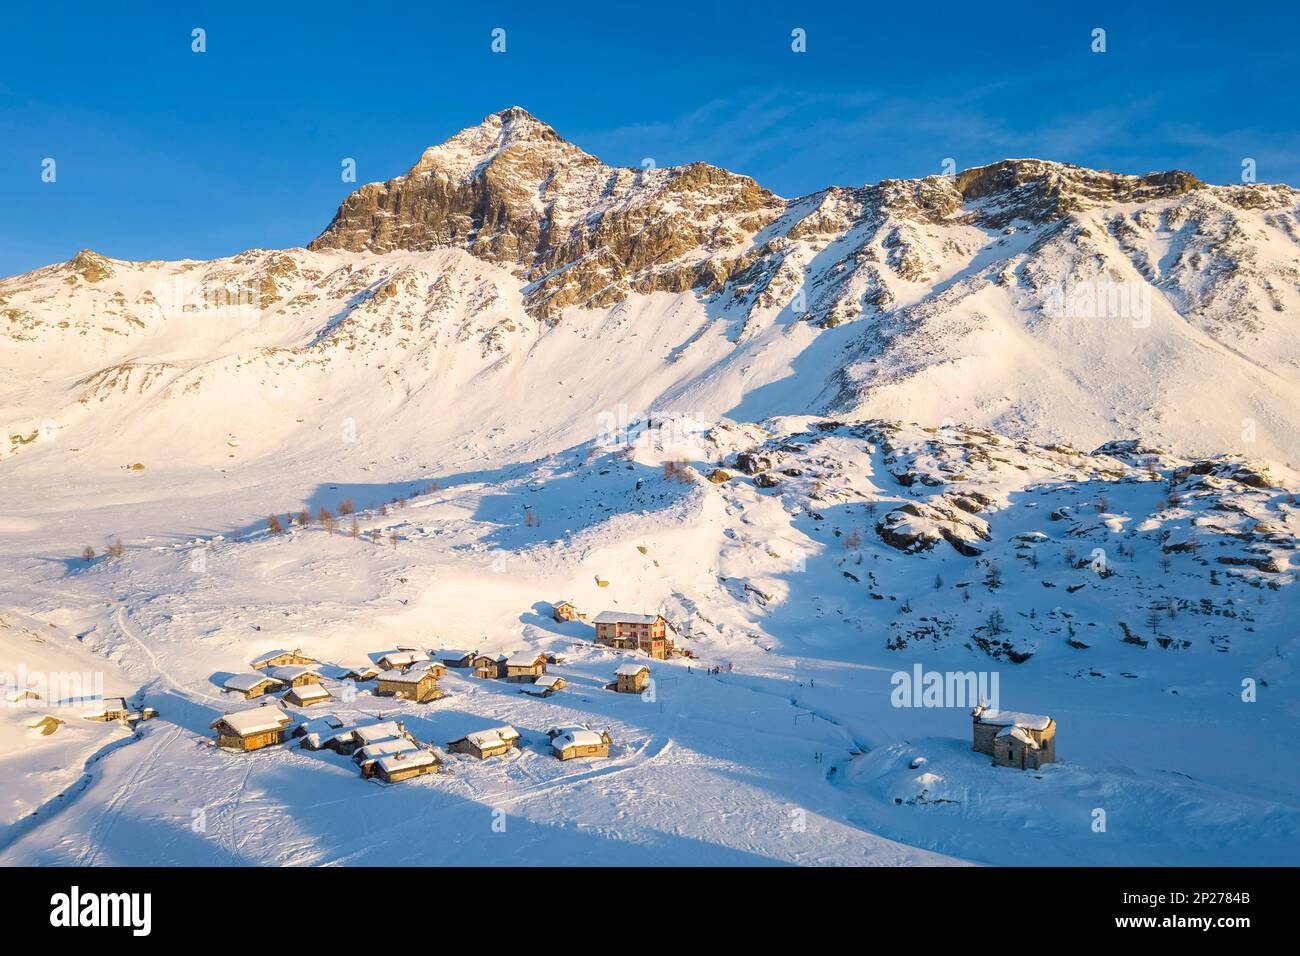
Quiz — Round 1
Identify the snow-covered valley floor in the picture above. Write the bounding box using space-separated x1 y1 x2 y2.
2 416 1297 866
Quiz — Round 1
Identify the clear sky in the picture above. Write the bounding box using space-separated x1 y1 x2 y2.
1 1 1296 276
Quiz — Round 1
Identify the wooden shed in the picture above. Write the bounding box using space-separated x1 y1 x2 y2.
472 653 508 680
223 672 284 699
337 720 409 757
343 664 380 682
295 714 345 750
377 649 431 671
552 600 579 622
211 705 294 752
251 648 318 670
372 749 441 784
284 683 332 707
267 665 323 688
505 650 547 683
521 674 567 698
614 663 650 694
355 737 424 775
552 729 612 761
375 665 442 703
82 697 131 722
447 725 521 760
435 649 475 668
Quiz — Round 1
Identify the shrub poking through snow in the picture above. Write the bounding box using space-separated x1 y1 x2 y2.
663 460 693 483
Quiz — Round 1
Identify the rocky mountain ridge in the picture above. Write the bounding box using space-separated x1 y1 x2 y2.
4 106 1300 470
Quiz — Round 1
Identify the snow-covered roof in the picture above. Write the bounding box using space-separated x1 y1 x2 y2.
213 705 293 737
300 715 344 733
546 724 587 738
552 729 605 751
434 648 474 659
533 675 564 688
250 649 313 668
224 672 282 692
357 738 421 761
592 611 661 625
376 750 438 774
462 725 520 749
553 600 575 607
85 696 128 714
352 721 406 745
377 666 435 683
288 684 331 701
996 725 1042 748
506 650 545 667
974 708 1052 731
267 664 321 682
615 663 649 676
378 650 429 666
250 649 290 666
80 698 115 718
297 715 347 747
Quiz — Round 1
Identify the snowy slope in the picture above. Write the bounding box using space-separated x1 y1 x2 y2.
2 416 1297 865
2 108 1299 866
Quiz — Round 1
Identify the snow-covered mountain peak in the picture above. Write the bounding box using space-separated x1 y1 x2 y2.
6 109 1300 472
5 108 1300 870
309 109 780 318
408 105 599 184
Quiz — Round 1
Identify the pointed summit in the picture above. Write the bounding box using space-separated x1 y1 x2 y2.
447 106 566 153
308 106 781 312
66 248 113 283
405 106 595 185
486 105 557 141
309 107 613 257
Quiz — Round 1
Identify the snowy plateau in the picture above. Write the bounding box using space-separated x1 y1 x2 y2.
2 107 1299 866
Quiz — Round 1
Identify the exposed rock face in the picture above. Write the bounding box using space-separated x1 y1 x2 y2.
302 109 1300 451
876 498 992 556
311 107 783 320
312 114 1243 327
953 160 1206 227
1174 457 1276 490
734 452 774 475
67 249 114 283
7 107 1300 469
311 108 611 259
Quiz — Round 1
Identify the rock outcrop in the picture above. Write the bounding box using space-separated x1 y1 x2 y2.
310 107 783 320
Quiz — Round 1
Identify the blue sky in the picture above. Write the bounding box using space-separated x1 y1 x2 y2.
1 1 1296 276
